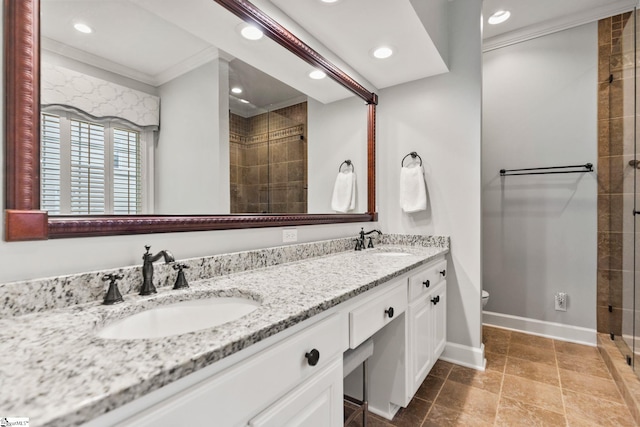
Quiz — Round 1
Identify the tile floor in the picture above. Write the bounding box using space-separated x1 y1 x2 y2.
345 325 637 426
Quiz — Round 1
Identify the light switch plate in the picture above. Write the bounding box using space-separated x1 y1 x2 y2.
282 228 297 243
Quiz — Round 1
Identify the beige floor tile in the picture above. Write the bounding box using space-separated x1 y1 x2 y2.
447 365 503 394
422 404 493 427
563 389 635 427
505 357 560 387
501 374 564 414
485 339 510 355
485 352 507 372
495 397 567 427
434 380 499 423
483 326 511 343
508 342 557 366
559 368 624 403
391 396 432 427
556 351 611 379
554 341 603 362
510 331 555 350
415 375 445 402
429 359 454 379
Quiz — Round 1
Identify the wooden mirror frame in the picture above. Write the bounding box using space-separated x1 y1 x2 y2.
4 0 377 241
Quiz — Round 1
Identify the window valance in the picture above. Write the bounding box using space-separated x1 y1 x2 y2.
41 62 160 128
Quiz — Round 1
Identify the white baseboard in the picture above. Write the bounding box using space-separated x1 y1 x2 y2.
440 342 486 371
483 311 597 346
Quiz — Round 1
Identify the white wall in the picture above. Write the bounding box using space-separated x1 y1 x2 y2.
482 23 598 330
378 0 483 355
307 96 367 213
0 2 484 368
155 59 230 214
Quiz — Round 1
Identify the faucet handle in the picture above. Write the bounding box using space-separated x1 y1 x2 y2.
102 274 124 305
172 263 190 290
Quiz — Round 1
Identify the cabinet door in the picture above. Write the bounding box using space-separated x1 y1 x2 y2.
408 296 433 396
249 357 343 427
431 283 447 359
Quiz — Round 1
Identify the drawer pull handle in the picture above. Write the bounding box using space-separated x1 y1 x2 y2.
385 307 395 318
305 349 320 366
431 295 440 305
440 269 446 277
423 280 430 288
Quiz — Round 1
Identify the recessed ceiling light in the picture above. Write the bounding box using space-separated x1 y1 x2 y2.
488 10 510 25
309 69 327 80
239 99 250 104
320 0 340 3
240 25 263 40
231 87 243 94
372 46 393 59
73 23 93 34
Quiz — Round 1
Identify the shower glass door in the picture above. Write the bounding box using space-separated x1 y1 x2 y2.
614 8 640 374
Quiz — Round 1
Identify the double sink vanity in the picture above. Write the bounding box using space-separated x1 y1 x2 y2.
0 235 448 426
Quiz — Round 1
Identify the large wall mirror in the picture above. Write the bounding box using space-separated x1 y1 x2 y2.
4 0 378 241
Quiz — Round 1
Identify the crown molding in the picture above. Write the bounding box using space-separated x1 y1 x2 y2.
41 37 222 87
483 0 636 52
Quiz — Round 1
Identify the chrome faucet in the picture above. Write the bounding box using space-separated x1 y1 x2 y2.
140 245 175 295
356 228 382 250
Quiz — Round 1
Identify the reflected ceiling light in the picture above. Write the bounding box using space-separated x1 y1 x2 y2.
231 87 243 94
239 99 250 104
488 10 510 25
73 23 93 34
240 25 264 40
372 46 393 59
309 69 327 80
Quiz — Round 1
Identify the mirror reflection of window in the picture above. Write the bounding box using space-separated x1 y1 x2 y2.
40 110 150 215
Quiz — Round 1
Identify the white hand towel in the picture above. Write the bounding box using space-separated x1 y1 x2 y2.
331 171 356 212
400 165 427 213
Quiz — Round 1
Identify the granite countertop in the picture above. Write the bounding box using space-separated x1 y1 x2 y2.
0 244 448 426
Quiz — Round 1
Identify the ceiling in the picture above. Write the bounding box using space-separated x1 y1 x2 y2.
483 0 636 50
41 0 639 103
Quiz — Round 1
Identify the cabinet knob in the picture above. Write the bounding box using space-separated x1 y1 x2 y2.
305 349 320 366
423 280 430 288
439 269 446 277
385 307 395 318
431 295 440 305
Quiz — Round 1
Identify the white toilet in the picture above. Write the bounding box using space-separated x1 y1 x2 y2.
482 290 490 309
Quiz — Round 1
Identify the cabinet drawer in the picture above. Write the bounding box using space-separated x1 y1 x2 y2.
349 281 407 348
122 314 342 427
408 259 447 301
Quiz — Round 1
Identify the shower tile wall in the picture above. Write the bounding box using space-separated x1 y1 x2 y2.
597 12 635 337
229 102 307 213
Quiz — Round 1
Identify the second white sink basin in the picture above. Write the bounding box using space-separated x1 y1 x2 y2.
97 297 260 340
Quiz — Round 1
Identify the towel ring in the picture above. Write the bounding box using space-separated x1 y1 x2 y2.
401 152 422 167
339 160 354 172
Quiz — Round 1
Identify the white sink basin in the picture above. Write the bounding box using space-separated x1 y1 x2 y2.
97 297 260 340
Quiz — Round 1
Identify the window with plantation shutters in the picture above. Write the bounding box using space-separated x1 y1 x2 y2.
113 128 142 214
70 119 106 214
41 113 62 214
40 111 148 215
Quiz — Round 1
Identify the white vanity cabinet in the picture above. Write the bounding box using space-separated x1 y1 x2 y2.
407 258 447 396
109 313 344 427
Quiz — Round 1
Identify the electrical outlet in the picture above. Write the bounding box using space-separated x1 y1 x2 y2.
282 228 297 243
555 292 567 311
